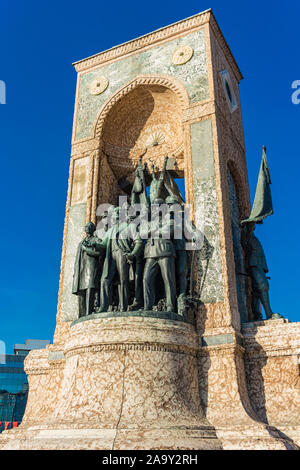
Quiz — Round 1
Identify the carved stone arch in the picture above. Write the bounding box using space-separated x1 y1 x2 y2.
91 74 189 194
93 74 190 140
227 158 251 323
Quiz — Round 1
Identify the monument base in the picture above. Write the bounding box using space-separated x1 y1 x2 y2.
0 316 298 450
1 421 297 450
0 315 221 450
0 425 221 450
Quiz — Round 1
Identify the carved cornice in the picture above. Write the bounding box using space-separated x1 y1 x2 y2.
181 100 215 122
245 347 300 359
73 11 242 85
71 138 100 157
25 359 65 375
198 343 245 357
64 342 198 358
73 10 212 72
25 366 50 376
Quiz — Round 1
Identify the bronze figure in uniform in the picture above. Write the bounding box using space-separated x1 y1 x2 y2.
242 222 281 320
142 198 177 312
98 207 143 313
72 222 102 317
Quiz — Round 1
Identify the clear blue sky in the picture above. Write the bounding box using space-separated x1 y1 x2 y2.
0 0 299 353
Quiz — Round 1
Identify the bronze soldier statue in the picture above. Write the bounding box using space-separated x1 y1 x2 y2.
165 195 204 315
130 157 149 208
142 197 177 312
242 222 282 321
98 207 143 313
165 195 188 314
72 222 102 317
241 146 282 321
149 156 168 204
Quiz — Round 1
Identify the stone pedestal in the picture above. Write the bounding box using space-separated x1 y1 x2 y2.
243 319 300 447
196 319 300 450
1 316 299 450
0 316 221 450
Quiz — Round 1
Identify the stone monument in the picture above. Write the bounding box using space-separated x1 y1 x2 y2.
1 10 299 450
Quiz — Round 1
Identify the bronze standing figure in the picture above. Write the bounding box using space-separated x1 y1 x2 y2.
72 222 102 317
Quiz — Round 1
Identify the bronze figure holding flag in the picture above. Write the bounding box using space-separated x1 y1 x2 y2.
241 146 282 321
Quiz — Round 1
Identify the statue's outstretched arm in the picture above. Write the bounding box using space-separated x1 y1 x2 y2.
155 155 168 197
151 161 156 181
159 155 168 182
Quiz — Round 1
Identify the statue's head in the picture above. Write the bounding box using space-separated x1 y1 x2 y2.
111 206 120 225
165 196 182 219
165 195 180 205
85 222 96 235
153 198 165 207
245 222 256 233
241 221 256 237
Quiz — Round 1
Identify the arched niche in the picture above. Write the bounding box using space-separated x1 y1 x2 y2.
227 159 249 221
93 76 189 204
226 164 249 323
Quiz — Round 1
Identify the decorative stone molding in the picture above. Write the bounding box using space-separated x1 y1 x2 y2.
89 76 109 95
71 138 100 157
73 11 212 72
73 10 242 84
172 45 194 65
181 100 215 122
64 342 198 359
198 343 245 357
25 367 50 376
93 74 190 139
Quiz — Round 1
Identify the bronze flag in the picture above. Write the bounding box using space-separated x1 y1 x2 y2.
241 146 273 224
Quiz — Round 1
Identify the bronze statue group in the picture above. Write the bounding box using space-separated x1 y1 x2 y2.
72 151 282 322
72 156 198 318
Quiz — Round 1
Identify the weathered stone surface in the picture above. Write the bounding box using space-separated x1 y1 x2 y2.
75 29 208 141
60 203 86 321
1 317 298 450
191 119 224 303
243 319 300 446
227 169 248 322
0 317 221 450
71 310 193 326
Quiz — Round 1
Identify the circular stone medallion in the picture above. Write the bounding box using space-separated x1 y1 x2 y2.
172 45 194 65
90 76 109 95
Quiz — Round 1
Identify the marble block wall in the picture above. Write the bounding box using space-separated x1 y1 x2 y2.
191 119 223 304
243 319 300 446
0 317 222 450
56 9 244 339
227 169 248 323
75 28 209 141
1 317 299 450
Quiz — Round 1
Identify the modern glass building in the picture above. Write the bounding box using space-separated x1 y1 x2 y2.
0 339 49 432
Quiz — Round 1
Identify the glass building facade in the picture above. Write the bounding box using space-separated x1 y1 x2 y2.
0 339 49 432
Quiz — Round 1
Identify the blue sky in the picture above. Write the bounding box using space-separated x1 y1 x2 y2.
0 0 299 353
